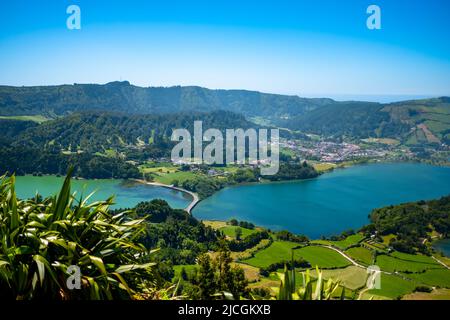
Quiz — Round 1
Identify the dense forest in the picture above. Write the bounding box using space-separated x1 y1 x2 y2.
283 97 450 142
1 82 448 143
362 195 450 254
0 81 329 118
0 110 257 179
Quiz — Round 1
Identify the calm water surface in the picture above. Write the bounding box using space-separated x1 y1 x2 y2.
15 175 191 209
193 163 450 238
433 239 450 257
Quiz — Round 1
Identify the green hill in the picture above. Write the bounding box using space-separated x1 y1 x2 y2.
283 97 450 143
0 81 330 119
1 82 448 145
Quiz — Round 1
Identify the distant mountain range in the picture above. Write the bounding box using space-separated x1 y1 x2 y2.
0 81 449 144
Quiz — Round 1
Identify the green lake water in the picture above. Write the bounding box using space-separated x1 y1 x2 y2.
14 175 192 209
193 163 450 238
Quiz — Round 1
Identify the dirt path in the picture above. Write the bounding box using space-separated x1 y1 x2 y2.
432 256 450 270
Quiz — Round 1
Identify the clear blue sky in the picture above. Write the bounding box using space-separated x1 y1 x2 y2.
0 0 449 97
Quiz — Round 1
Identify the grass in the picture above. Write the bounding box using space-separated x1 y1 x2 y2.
310 266 367 290
403 288 450 300
310 239 332 246
361 241 387 253
345 247 374 265
329 234 365 249
310 234 365 249
361 138 400 145
381 234 396 245
152 171 198 185
367 273 417 299
243 241 303 268
0 115 50 123
402 269 450 288
295 246 352 269
312 162 336 172
173 264 198 279
220 226 257 239
233 263 260 282
245 242 352 269
202 220 228 230
231 239 272 261
376 252 441 273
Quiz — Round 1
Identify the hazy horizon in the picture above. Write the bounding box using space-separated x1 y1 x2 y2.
0 80 446 104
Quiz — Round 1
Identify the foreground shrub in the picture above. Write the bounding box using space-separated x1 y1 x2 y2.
0 170 156 300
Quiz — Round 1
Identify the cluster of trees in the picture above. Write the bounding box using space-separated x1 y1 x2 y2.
327 229 356 242
178 176 225 199
126 199 220 265
264 161 319 181
275 230 309 243
0 144 140 179
176 249 248 300
229 219 255 230
363 195 450 254
228 231 271 252
259 258 310 277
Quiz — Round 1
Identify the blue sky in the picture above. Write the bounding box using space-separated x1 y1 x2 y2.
0 0 449 98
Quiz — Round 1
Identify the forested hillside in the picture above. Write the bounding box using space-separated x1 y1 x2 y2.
0 110 259 178
13 110 253 152
363 195 450 254
282 97 450 142
0 81 329 118
1 82 448 144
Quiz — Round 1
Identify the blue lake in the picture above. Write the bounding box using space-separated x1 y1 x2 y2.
14 175 191 209
433 239 450 257
193 163 450 238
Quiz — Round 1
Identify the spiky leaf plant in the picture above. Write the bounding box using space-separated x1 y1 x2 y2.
0 170 156 300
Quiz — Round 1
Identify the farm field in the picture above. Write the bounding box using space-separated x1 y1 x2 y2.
345 247 374 265
153 171 198 185
376 252 442 273
367 273 417 299
243 241 302 268
310 266 367 290
403 288 450 300
220 226 257 239
329 234 365 249
310 234 365 249
244 242 352 269
402 269 450 288
295 246 352 269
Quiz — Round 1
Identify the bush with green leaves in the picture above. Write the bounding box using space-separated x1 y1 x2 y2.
0 170 156 300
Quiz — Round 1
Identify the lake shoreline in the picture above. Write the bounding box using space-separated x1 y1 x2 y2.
132 179 200 214
192 162 450 238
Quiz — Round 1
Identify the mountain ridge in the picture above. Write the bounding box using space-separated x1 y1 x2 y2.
0 81 449 143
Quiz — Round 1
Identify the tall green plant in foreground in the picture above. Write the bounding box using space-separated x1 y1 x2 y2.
276 265 343 300
0 170 156 300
